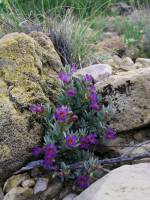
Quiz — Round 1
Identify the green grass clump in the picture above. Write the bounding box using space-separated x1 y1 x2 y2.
49 11 101 66
0 0 150 63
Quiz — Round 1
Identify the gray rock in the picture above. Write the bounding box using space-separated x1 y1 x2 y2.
75 64 112 83
75 163 150 200
96 67 150 132
63 193 77 200
108 55 136 72
33 178 49 194
22 179 35 188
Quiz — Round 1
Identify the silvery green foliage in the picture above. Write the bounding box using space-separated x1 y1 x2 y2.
31 64 115 187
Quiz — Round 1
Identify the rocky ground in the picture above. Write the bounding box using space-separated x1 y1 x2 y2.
0 3 150 200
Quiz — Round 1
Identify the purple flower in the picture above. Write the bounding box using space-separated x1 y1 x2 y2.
88 85 97 102
58 72 70 84
76 176 91 189
105 128 116 140
89 102 100 111
71 63 78 73
43 155 53 169
32 146 43 157
71 114 78 122
84 74 94 84
87 133 97 144
44 144 57 159
88 92 97 102
29 104 44 113
55 106 71 123
67 88 77 97
80 136 90 150
89 85 96 92
66 135 77 148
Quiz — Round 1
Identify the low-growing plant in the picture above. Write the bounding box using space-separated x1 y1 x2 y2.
29 64 116 190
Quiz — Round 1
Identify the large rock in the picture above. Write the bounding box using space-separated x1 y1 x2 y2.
97 35 126 57
3 187 33 200
96 68 150 132
0 32 62 185
107 55 136 72
75 163 150 200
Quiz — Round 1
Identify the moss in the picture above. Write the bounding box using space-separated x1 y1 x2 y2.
0 32 62 183
10 81 49 106
0 32 62 108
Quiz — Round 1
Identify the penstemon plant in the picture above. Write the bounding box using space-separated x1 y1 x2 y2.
29 64 116 190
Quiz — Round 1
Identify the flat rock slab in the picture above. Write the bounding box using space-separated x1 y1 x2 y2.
96 67 150 132
75 163 150 200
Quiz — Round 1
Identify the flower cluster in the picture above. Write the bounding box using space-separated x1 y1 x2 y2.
80 133 97 150
32 144 57 169
55 106 71 123
30 64 116 190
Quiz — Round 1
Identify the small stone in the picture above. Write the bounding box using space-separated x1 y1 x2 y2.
22 179 35 188
33 178 49 194
75 64 112 83
3 187 33 200
63 193 77 200
3 173 30 193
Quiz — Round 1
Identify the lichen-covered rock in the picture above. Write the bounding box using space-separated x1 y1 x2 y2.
3 187 33 200
0 32 62 185
3 173 30 193
96 68 150 132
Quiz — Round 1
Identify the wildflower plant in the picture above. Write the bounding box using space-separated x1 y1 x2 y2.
30 64 116 190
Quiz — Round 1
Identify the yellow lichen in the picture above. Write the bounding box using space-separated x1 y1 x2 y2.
0 145 12 161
